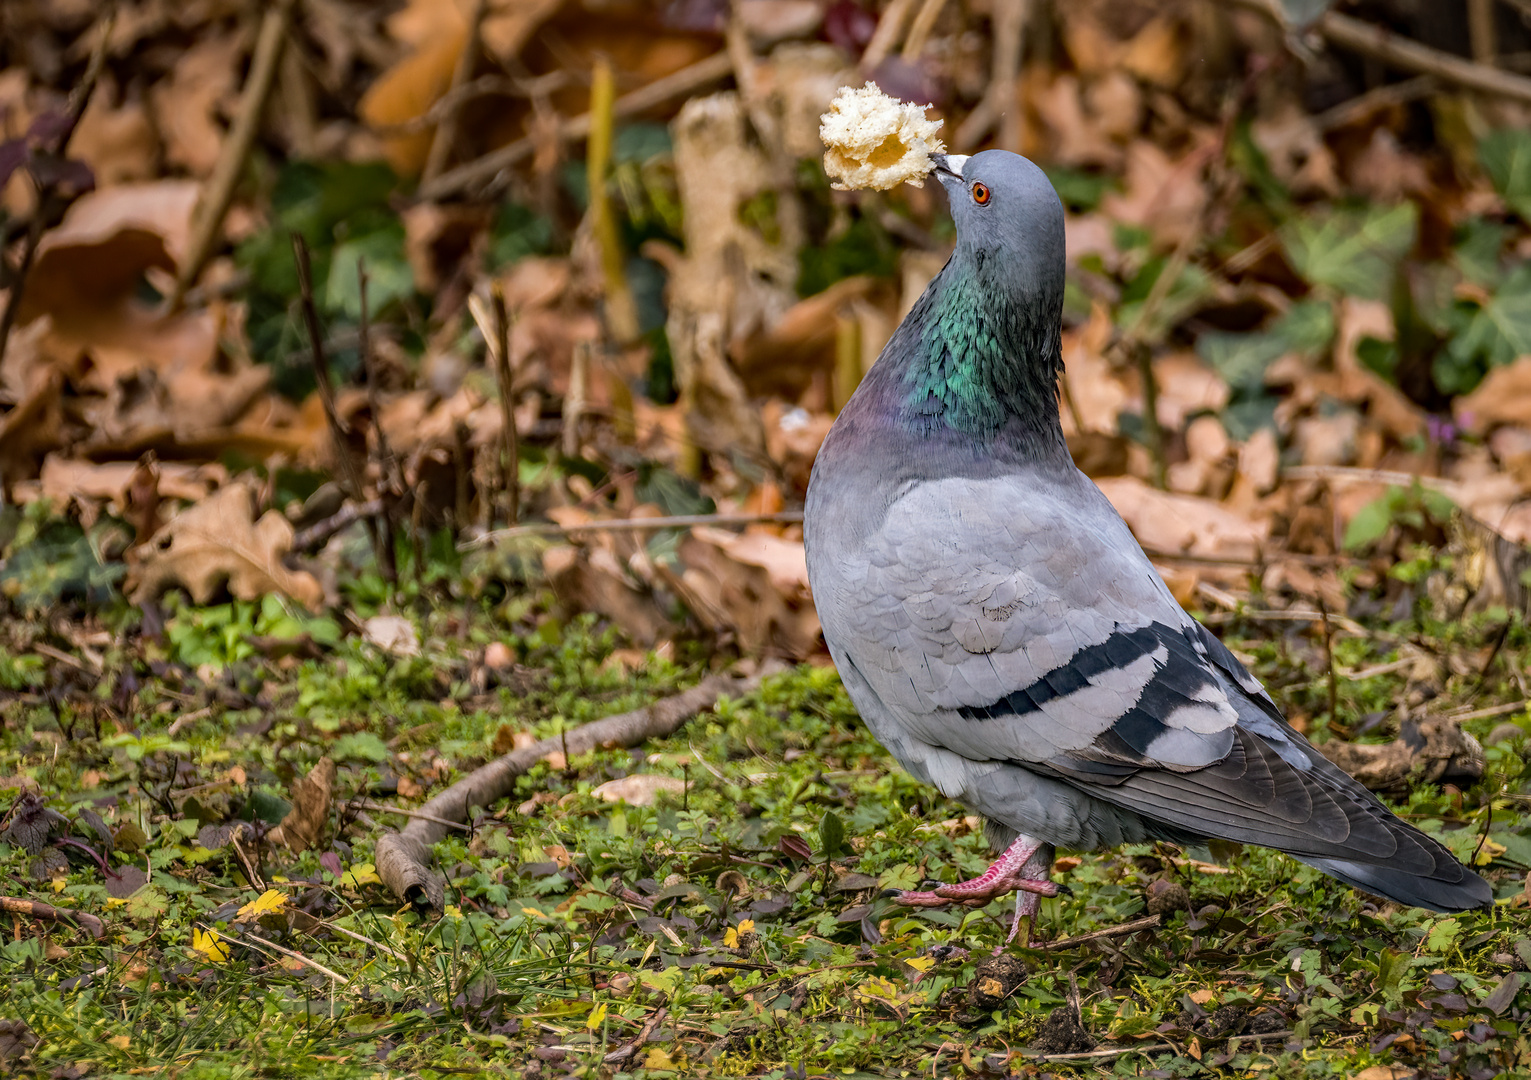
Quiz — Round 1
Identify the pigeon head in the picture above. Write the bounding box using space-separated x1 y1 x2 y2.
932 150 1065 309
864 149 1066 446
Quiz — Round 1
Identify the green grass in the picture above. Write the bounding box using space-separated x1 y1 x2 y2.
0 597 1529 1078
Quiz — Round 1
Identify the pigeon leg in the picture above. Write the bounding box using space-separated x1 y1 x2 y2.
892 835 1059 914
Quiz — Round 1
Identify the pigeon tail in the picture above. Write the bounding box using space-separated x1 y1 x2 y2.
1299 855 1494 913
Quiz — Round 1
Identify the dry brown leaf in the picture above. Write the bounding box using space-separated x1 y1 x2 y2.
1100 139 1209 249
1150 352 1229 431
592 774 686 806
271 757 337 854
362 615 421 657
1455 356 1531 436
18 180 198 324
71 76 159 187
1061 303 1126 436
1096 475 1269 560
34 456 225 516
126 480 324 609
149 33 241 175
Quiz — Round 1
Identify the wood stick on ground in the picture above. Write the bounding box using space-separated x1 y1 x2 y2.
1028 1031 1294 1063
421 0 487 187
463 510 806 550
1031 913 1160 951
375 668 777 909
169 0 294 310
293 498 385 552
0 9 113 367
213 927 349 984
0 896 105 941
418 52 734 201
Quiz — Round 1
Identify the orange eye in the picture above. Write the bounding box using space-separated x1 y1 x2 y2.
971 181 990 205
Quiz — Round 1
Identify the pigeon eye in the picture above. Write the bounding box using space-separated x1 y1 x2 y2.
971 181 991 205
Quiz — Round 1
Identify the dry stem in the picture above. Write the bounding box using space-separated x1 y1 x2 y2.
170 0 293 310
419 53 733 201
375 669 775 909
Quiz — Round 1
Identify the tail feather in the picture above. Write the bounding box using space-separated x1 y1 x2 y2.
1300 855 1493 913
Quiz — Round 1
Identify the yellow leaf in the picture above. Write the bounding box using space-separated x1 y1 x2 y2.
444 904 462 918
107 1035 131 1051
1475 839 1507 867
736 918 754 935
905 956 935 972
723 927 739 948
644 1047 676 1069
342 862 381 888
192 927 230 963
586 1002 608 1031
857 975 901 1000
521 907 545 919
236 889 287 920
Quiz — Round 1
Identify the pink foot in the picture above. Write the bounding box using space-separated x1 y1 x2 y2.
891 834 1058 943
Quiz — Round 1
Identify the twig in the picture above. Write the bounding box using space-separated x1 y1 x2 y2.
211 926 349 984
1026 1030 1294 1063
421 0 486 187
587 55 640 345
229 833 266 892
374 666 780 909
563 341 589 458
1030 914 1160 951
1233 0 1531 105
0 896 105 940
604 1006 668 1064
351 800 471 832
356 260 398 585
169 0 293 309
901 0 951 62
0 8 113 366
464 510 805 550
418 52 734 201
292 235 384 571
489 283 519 527
954 0 1028 150
860 0 917 72
307 920 409 963
1468 0 1498 67
1443 699 1527 723
293 498 385 552
1314 73 1436 132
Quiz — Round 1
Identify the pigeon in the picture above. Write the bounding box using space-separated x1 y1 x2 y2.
803 150 1493 940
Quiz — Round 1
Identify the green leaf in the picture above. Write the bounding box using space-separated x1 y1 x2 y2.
331 732 391 763
1343 492 1397 551
326 226 413 318
1425 917 1461 954
818 810 846 861
1281 203 1418 300
1480 128 1531 223
1446 263 1531 374
125 884 170 920
1454 218 1508 288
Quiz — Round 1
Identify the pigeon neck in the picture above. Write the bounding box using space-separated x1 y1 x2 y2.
894 259 1065 449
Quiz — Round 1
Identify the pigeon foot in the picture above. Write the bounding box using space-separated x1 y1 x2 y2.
892 835 1057 943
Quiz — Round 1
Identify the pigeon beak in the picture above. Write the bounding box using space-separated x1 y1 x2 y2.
933 153 968 182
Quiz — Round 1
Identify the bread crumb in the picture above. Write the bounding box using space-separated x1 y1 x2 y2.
819 83 945 192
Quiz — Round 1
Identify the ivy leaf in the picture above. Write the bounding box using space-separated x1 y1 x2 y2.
1480 129 1531 224
1281 203 1417 300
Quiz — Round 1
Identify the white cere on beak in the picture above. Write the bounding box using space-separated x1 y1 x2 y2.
941 154 969 179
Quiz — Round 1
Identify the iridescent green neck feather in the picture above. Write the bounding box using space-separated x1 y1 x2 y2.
895 261 1063 440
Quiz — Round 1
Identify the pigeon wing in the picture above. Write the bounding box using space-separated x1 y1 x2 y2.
814 472 1489 908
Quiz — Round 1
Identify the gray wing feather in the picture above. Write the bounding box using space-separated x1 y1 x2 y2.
811 469 1491 909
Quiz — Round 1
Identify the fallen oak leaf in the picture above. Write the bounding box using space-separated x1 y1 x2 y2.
269 756 336 854
125 480 323 609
